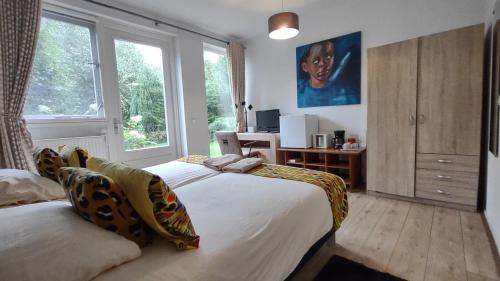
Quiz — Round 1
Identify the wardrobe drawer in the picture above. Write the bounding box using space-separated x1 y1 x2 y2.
415 184 477 206
416 154 479 173
415 169 478 190
415 169 478 205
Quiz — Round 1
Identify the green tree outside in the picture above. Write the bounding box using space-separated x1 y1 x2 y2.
26 17 97 116
26 16 235 154
114 40 168 150
203 51 235 156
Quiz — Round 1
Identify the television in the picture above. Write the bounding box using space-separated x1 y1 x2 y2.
256 109 280 132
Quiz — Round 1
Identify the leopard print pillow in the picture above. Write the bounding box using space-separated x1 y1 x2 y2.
33 147 67 182
86 157 200 250
58 167 152 247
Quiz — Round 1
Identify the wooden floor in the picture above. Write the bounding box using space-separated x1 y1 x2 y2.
291 193 500 281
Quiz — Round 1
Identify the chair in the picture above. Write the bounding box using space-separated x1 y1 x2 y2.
215 131 260 158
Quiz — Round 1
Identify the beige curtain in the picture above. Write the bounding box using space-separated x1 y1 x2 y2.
0 0 41 170
227 41 246 133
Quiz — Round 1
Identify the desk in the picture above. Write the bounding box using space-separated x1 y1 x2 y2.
237 133 280 164
277 147 366 190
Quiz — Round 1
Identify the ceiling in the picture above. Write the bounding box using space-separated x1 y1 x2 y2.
107 0 325 41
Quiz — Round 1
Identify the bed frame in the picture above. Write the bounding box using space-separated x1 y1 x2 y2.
284 230 335 280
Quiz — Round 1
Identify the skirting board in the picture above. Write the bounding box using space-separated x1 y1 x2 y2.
366 191 477 212
482 214 500 275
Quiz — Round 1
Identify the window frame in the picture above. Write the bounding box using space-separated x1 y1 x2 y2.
203 42 228 57
102 25 180 162
25 9 105 122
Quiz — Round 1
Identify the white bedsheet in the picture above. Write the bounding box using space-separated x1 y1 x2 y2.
96 173 333 281
144 161 219 189
0 201 141 281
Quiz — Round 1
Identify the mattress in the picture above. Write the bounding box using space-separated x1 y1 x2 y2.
95 172 333 281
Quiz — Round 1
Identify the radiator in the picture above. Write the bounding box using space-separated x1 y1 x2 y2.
33 135 109 159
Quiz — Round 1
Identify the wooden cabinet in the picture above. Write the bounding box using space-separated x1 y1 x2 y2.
367 24 484 210
276 147 366 190
367 39 418 197
417 24 484 156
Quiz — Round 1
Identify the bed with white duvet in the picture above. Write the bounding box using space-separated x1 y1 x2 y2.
0 161 335 281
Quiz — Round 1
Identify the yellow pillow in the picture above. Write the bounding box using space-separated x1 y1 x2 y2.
87 157 200 249
58 145 90 168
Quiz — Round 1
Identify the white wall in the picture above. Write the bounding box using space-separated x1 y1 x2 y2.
485 0 500 252
245 0 486 143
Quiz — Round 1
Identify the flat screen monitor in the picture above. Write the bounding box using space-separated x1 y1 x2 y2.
256 109 280 132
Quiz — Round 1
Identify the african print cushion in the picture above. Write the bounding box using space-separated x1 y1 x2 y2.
87 157 200 250
58 167 152 247
58 145 90 168
33 147 67 182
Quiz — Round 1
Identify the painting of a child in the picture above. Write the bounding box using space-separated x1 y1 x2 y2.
296 32 361 107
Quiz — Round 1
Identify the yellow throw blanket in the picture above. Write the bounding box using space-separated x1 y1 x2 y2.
178 155 348 230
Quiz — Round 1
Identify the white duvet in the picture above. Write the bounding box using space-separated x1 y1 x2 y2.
96 172 333 281
0 201 141 281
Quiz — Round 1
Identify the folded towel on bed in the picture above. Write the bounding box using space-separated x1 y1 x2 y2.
222 158 263 173
203 154 242 171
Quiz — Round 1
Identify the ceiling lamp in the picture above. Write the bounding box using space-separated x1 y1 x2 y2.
268 1 299 40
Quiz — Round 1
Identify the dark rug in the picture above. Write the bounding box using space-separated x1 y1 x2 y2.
314 255 407 281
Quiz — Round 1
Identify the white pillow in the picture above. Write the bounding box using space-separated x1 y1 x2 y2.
0 201 141 281
0 169 66 206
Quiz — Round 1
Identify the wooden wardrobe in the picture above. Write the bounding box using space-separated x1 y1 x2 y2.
367 24 484 210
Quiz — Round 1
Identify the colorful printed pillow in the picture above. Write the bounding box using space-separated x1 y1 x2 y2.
58 145 90 168
87 157 200 250
33 147 67 182
58 167 152 247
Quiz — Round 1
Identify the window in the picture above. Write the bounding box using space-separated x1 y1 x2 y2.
24 11 103 119
114 39 169 151
203 44 235 156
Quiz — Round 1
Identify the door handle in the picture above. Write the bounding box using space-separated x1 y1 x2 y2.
437 159 453 164
436 189 451 196
436 175 452 180
418 114 426 124
409 114 416 125
113 118 122 134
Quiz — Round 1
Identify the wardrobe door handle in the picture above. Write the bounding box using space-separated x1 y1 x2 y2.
409 114 416 125
436 189 451 196
418 114 426 124
113 118 122 134
437 159 453 164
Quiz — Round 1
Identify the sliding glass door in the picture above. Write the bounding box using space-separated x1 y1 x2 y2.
203 43 235 156
103 28 178 166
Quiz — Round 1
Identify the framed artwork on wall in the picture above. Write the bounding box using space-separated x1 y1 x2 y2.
490 19 500 157
296 31 361 108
